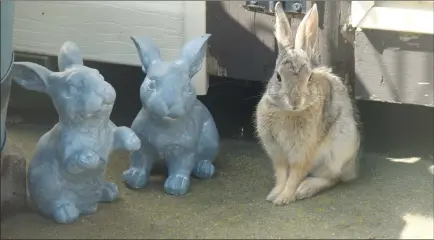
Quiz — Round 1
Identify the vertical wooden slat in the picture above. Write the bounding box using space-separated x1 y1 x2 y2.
314 0 354 92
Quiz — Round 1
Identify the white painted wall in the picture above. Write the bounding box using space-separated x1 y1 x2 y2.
12 1 209 94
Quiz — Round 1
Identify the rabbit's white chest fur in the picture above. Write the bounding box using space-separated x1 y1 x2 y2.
256 100 322 164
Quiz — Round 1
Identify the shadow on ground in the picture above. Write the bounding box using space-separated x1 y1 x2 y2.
1 124 432 239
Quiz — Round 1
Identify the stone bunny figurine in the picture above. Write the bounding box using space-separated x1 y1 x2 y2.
123 34 219 195
11 41 141 224
255 3 360 205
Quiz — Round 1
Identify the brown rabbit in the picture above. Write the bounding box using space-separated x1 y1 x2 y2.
255 2 360 205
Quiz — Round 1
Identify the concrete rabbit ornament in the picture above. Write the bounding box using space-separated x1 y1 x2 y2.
11 41 141 224
123 34 220 195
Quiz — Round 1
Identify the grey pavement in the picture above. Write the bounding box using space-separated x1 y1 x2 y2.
1 123 433 239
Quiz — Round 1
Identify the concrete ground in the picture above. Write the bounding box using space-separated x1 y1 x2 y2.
0 123 433 239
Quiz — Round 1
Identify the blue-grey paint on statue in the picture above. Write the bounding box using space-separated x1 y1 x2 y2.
123 34 220 195
11 41 141 224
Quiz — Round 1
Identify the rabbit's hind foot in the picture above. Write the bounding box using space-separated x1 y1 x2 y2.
100 182 119 202
164 174 190 195
81 203 98 215
192 159 215 179
52 200 79 224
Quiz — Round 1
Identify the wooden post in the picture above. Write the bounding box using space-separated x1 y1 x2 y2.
1 141 27 220
313 0 355 96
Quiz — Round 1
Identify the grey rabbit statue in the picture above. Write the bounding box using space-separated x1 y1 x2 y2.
255 3 360 205
11 41 141 223
122 34 220 195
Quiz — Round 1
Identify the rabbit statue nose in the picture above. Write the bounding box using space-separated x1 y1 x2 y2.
103 85 116 104
167 104 184 119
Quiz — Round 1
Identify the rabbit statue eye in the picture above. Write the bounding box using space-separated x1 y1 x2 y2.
63 84 78 99
186 83 194 95
147 79 156 91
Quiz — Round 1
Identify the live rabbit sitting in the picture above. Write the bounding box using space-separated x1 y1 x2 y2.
255 3 361 205
11 41 141 223
123 34 219 195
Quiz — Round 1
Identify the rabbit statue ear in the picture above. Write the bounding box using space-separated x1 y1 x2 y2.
176 34 211 78
274 2 294 51
294 3 319 57
58 41 84 71
130 36 162 73
11 62 53 93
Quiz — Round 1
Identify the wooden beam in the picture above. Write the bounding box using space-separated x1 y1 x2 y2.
314 1 355 96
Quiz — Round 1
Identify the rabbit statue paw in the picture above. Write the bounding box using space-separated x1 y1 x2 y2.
66 150 101 174
192 159 215 179
100 182 119 202
122 166 149 189
11 41 141 223
114 126 141 152
164 174 191 195
123 34 220 195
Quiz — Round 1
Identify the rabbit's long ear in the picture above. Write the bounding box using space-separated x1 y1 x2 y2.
130 36 161 73
294 4 319 57
11 62 52 93
175 34 210 78
275 2 294 51
58 41 84 71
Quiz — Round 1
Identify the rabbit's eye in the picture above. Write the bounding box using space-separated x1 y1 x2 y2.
276 73 282 83
306 72 313 85
147 79 156 91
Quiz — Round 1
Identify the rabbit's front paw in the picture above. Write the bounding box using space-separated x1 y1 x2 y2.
67 150 100 174
52 201 80 224
266 186 284 202
272 191 296 205
164 174 190 195
122 167 149 189
100 182 119 202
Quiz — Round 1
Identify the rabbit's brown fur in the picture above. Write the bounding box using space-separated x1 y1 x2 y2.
255 3 360 205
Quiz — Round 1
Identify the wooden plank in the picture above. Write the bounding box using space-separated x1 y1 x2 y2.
13 1 185 65
354 30 434 107
313 1 355 93
206 1 304 82
205 1 354 85
206 1 276 81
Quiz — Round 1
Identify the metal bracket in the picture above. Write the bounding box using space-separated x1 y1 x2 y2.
341 24 356 44
243 1 306 16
